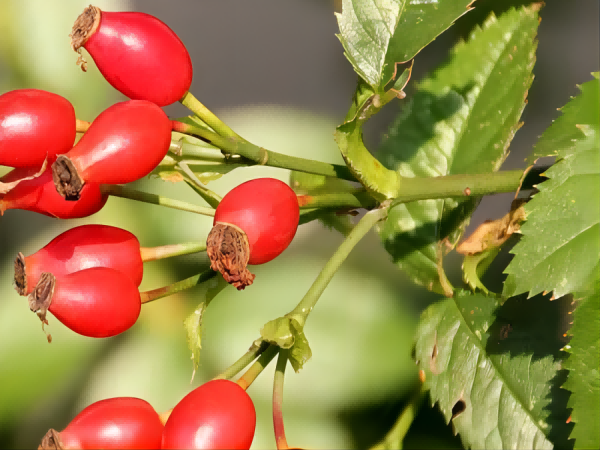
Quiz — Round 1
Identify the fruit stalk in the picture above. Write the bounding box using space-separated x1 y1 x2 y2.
139 242 207 262
273 349 290 450
139 269 217 304
288 203 390 324
100 184 216 216
236 344 279 391
213 340 270 381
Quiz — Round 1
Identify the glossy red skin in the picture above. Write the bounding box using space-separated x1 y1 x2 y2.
0 167 107 218
214 178 300 265
48 267 141 338
0 89 76 167
58 397 163 449
63 100 171 185
162 379 256 449
21 224 143 295
85 11 193 106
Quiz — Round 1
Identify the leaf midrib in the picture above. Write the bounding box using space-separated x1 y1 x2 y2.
449 296 552 445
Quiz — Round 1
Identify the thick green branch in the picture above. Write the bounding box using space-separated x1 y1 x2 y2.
297 190 376 210
392 167 547 206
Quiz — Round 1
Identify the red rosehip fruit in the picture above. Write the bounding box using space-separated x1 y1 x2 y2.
39 397 163 450
162 379 256 449
51 100 171 200
0 167 107 218
0 89 76 168
14 224 143 296
70 6 193 107
28 268 141 338
207 178 299 290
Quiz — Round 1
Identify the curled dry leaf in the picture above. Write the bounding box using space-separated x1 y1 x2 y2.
456 199 527 255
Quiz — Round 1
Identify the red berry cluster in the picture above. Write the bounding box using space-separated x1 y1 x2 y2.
39 380 254 450
2 5 301 449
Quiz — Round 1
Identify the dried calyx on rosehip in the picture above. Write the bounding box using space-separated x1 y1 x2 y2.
70 5 193 106
207 178 300 290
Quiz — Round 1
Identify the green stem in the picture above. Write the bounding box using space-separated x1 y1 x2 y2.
236 345 279 391
139 241 206 262
273 349 290 450
174 121 357 181
370 387 425 450
140 269 217 304
180 91 239 138
213 340 270 381
183 178 222 208
392 168 547 206
297 190 376 210
101 185 215 217
288 203 389 323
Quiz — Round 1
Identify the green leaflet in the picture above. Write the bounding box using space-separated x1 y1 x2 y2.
260 316 312 372
377 6 539 293
414 291 571 449
504 75 600 299
335 0 472 92
184 276 228 381
563 277 600 449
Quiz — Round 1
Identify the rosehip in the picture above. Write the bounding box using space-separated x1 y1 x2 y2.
39 397 163 449
70 6 193 106
162 379 256 449
207 178 299 290
0 89 76 168
28 268 141 338
14 224 143 296
51 100 171 200
0 167 107 218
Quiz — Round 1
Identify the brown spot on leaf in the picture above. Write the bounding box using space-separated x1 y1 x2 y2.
419 369 426 383
451 399 466 419
500 323 513 340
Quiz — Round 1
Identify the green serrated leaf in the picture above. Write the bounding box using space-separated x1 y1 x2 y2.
563 278 600 449
415 291 570 449
335 0 405 89
184 277 228 381
504 83 600 298
336 0 472 91
377 6 539 292
528 72 600 163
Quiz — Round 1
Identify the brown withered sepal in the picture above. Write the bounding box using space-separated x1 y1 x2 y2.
70 5 101 71
14 252 27 296
38 429 64 450
206 223 255 290
52 155 84 201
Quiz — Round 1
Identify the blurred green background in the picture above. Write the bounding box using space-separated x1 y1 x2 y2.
1 1 598 449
